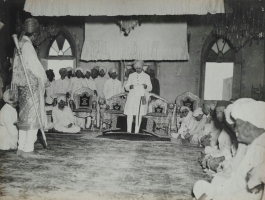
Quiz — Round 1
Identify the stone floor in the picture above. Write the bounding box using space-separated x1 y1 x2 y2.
0 131 210 200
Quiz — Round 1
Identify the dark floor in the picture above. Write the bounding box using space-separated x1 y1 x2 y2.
0 131 210 200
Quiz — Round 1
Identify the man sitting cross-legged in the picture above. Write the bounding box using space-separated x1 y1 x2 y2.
52 95 80 133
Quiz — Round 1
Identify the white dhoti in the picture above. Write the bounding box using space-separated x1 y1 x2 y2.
18 129 38 152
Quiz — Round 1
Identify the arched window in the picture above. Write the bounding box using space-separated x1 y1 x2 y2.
203 38 237 101
47 32 76 80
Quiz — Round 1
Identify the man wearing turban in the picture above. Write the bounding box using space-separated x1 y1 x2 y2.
67 67 86 100
83 67 97 95
66 67 74 79
124 60 152 134
0 90 19 150
52 95 80 133
103 67 122 100
11 18 48 158
94 66 108 127
54 68 70 96
193 100 265 200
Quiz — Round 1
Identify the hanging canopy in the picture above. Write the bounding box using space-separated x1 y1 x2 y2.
24 0 224 16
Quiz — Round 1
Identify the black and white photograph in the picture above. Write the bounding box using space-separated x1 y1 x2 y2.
0 0 265 199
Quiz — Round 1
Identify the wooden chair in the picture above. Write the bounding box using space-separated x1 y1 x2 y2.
69 87 97 130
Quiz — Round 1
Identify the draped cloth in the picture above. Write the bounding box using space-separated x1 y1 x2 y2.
81 21 189 61
24 0 224 16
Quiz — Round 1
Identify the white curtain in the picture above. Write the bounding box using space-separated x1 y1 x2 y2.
81 21 189 61
24 0 224 16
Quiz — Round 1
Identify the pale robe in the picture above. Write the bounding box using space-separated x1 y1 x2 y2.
103 78 122 100
67 77 87 99
178 111 199 138
193 133 265 200
95 76 108 98
84 78 97 91
52 106 80 133
124 72 152 116
0 104 18 150
205 128 233 159
54 78 70 95
45 81 55 104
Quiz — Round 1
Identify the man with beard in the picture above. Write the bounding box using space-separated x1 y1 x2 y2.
147 65 160 95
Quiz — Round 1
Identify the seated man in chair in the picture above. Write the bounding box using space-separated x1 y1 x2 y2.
52 95 80 133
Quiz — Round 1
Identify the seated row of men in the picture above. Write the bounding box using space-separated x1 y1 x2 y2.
173 99 265 200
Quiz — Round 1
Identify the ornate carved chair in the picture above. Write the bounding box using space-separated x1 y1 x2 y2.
69 87 97 129
100 93 127 131
175 92 201 130
143 93 176 138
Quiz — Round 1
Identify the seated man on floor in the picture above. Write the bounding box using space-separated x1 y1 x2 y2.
172 106 198 139
200 101 234 172
193 100 265 200
0 90 19 150
185 107 207 142
52 95 80 133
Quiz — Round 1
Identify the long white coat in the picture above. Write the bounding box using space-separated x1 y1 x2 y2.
67 77 87 99
124 72 152 116
0 104 18 150
54 78 70 95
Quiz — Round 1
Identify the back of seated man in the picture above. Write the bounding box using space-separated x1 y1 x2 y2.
52 95 80 133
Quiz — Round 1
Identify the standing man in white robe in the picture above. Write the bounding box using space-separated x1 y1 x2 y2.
0 90 19 150
124 60 152 134
45 69 55 107
54 68 69 95
83 67 97 95
52 95 80 133
103 67 122 100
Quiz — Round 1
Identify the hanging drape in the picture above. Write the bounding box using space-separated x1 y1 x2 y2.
81 20 189 61
24 0 224 16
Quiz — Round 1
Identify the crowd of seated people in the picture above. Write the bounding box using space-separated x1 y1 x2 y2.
172 98 265 200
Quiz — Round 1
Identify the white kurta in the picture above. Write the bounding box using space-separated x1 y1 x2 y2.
0 104 18 150
103 78 122 100
67 77 87 99
52 106 80 133
84 78 97 91
45 81 55 104
124 72 152 116
95 76 108 98
54 78 70 95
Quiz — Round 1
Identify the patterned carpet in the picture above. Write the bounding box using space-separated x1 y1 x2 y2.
0 131 210 200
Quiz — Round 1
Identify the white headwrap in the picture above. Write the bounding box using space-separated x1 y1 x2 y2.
83 67 91 74
180 106 190 112
231 101 265 129
75 67 84 73
3 89 17 104
109 67 118 74
57 95 66 102
66 67 73 72
134 60 144 69
224 98 256 125
99 66 107 73
193 107 203 117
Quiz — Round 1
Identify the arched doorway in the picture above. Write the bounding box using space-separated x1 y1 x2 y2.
200 36 241 101
46 31 76 80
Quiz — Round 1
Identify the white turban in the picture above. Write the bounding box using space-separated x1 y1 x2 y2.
231 101 265 129
224 98 256 125
109 67 118 74
193 107 203 117
66 67 73 72
3 90 17 104
180 106 190 112
99 66 107 73
57 95 66 102
83 67 91 74
134 60 144 69
75 67 84 73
